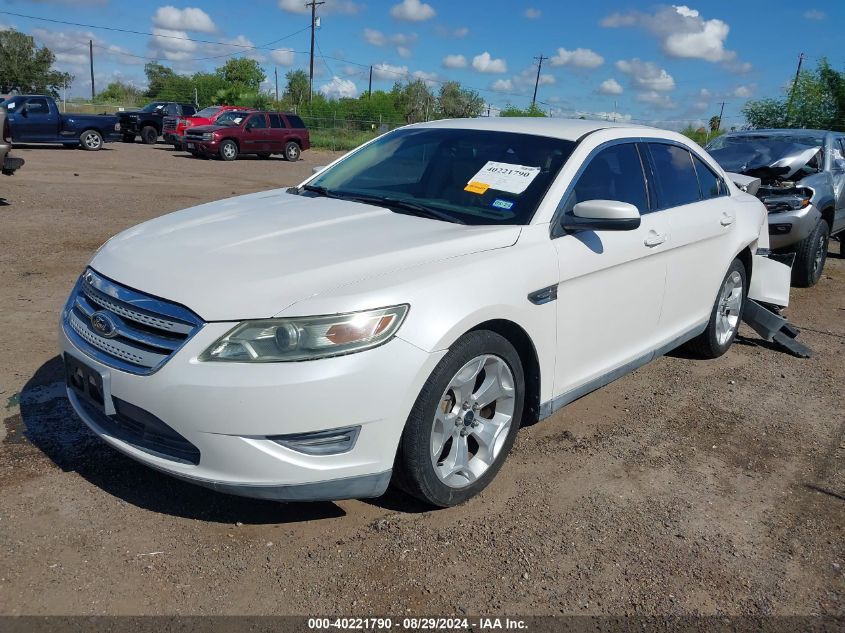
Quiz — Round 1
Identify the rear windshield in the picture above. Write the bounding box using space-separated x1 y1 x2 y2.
308 127 575 225
194 106 221 118
215 111 249 125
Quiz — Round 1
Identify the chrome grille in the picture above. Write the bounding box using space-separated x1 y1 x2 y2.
163 116 178 131
63 268 203 375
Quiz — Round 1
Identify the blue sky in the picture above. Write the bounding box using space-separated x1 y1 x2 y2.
1 0 843 128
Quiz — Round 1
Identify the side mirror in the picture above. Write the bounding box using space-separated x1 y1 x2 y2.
561 199 641 232
19 107 28 118
833 158 845 173
312 165 326 175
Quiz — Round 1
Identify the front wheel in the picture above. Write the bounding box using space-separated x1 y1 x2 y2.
79 129 103 151
793 220 830 287
140 125 158 145
686 258 746 359
219 140 238 161
394 330 524 508
284 141 301 162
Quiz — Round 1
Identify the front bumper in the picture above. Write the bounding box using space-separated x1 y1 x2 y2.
2 152 23 175
183 139 218 154
767 203 822 250
59 318 444 501
164 133 183 145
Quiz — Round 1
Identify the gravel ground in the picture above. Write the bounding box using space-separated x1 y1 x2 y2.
0 141 843 617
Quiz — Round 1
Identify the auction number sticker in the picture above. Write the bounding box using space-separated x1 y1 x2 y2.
464 161 541 195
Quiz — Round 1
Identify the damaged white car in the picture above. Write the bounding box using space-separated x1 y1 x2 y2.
707 129 845 286
60 119 793 508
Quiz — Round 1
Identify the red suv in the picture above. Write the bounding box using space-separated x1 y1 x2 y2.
183 111 310 161
163 105 254 149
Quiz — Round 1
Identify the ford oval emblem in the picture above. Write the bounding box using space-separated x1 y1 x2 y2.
91 311 118 338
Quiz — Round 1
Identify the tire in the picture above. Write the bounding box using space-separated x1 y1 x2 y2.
686 258 746 359
121 133 135 143
257 152 272 159
283 141 301 162
394 330 524 508
793 220 829 287
140 125 158 145
218 140 238 161
79 129 103 151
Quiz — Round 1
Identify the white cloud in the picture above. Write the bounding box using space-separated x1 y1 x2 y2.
442 54 467 69
511 66 555 89
453 27 469 38
804 9 825 20
152 6 216 33
271 48 295 66
149 27 197 61
397 46 411 58
33 27 143 70
277 0 362 15
616 59 675 92
597 78 623 95
412 70 438 86
576 110 633 122
490 79 514 92
732 84 755 98
372 63 409 80
550 47 604 69
602 5 740 65
363 28 417 47
635 90 677 110
320 76 358 99
524 8 541 19
435 25 469 38
472 51 507 73
390 0 435 22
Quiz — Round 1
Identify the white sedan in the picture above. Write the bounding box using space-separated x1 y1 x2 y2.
59 118 785 507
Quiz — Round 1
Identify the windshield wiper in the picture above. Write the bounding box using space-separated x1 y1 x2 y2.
299 184 343 199
343 194 466 225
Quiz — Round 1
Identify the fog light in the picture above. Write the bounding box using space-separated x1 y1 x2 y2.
769 224 792 235
269 426 360 455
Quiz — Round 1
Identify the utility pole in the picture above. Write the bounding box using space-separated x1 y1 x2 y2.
368 65 373 98
717 101 726 130
531 54 548 108
306 0 325 104
786 52 806 117
275 66 279 101
89 39 95 101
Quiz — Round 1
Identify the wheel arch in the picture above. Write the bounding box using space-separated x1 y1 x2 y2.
736 244 753 285
467 319 542 428
820 204 835 232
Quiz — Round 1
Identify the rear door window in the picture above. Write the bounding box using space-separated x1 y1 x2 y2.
691 154 726 199
646 143 701 209
269 113 284 128
246 114 267 129
286 115 306 129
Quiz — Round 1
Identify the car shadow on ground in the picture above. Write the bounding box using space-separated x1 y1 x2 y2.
16 355 349 524
12 144 113 151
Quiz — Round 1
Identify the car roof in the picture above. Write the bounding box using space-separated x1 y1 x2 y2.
407 117 653 141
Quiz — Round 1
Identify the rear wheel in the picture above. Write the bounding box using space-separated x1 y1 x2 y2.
79 129 103 151
686 259 746 359
394 330 524 508
284 141 301 162
219 140 238 161
140 125 158 145
793 220 829 287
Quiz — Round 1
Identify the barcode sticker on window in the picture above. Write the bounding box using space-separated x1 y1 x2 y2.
466 161 541 194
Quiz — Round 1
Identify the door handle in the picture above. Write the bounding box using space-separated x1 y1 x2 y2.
644 233 667 247
720 214 734 226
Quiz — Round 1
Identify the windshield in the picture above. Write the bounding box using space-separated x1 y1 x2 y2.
139 102 168 113
706 134 825 174
215 111 248 125
194 106 222 118
307 128 575 225
1 97 22 111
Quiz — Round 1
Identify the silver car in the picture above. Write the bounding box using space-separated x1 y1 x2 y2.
0 106 24 176
707 129 845 287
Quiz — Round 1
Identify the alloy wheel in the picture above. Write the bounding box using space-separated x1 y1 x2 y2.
84 133 101 150
430 354 515 489
223 144 236 159
812 232 827 279
715 270 743 346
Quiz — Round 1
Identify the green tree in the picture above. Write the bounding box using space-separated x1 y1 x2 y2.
394 79 436 123
437 81 484 118
216 58 265 92
283 69 309 111
708 115 721 132
0 29 73 97
191 71 227 108
500 103 547 117
97 81 143 105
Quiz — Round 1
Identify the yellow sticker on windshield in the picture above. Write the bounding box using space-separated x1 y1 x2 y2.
464 181 489 195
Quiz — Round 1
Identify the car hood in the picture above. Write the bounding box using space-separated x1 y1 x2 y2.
186 124 232 133
90 190 521 321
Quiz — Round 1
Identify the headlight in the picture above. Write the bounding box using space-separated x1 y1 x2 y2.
761 188 813 213
200 305 409 362
201 132 214 140
183 120 193 128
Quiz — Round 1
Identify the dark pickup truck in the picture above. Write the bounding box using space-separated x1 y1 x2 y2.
1 95 120 151
117 101 197 144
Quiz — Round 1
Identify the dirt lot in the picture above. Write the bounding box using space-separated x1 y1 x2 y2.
0 141 843 617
